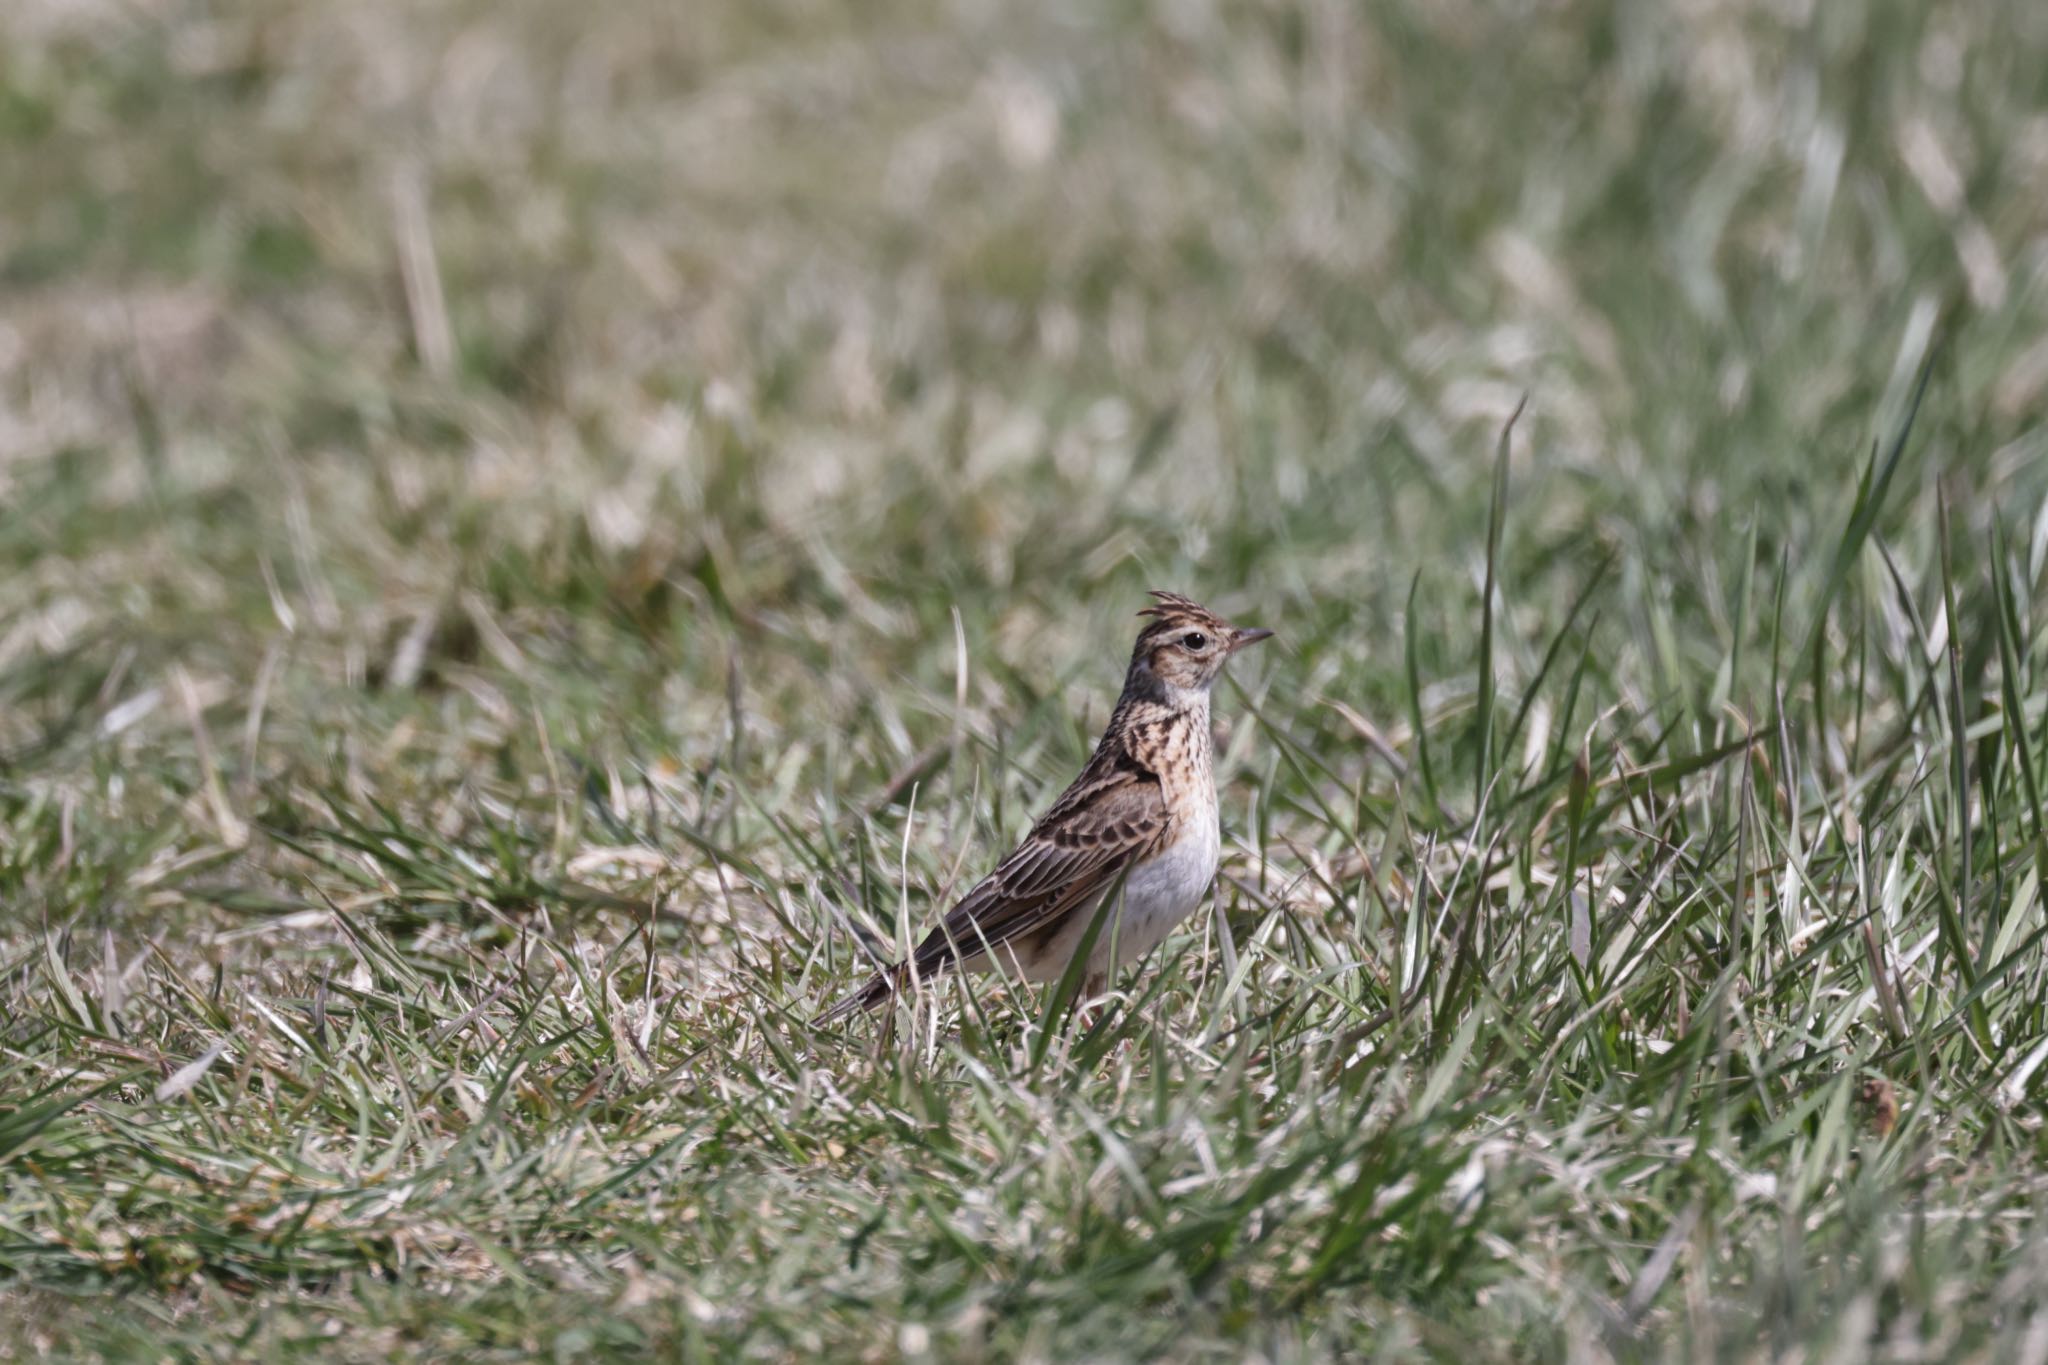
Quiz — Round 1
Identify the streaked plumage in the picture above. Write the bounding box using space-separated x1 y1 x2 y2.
815 591 1271 1024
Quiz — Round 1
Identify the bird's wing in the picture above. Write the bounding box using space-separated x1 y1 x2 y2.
904 757 1169 978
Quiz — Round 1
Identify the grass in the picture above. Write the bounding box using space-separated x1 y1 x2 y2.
3 0 2048 1357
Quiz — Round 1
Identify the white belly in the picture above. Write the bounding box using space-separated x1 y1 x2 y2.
1020 805 1220 982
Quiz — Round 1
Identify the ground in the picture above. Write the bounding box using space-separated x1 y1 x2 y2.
3 0 2048 1359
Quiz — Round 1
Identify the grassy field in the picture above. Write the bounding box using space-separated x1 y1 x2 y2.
4 0 2048 1357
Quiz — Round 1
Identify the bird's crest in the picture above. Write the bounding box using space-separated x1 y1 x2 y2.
1136 589 1215 624
1132 590 1236 658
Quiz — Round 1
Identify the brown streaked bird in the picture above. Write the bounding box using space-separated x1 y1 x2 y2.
815 590 1272 1024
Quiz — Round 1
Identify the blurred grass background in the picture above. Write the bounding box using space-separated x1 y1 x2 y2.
4 0 2048 1358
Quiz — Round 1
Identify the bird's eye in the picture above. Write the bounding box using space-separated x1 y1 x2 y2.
1182 632 1208 650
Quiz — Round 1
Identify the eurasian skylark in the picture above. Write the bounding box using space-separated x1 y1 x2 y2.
816 591 1271 1024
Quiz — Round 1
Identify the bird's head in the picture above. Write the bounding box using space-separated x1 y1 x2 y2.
1126 590 1273 700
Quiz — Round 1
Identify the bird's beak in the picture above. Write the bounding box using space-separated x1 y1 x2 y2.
1229 626 1275 653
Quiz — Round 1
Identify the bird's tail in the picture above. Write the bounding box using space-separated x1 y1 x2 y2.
810 964 904 1027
